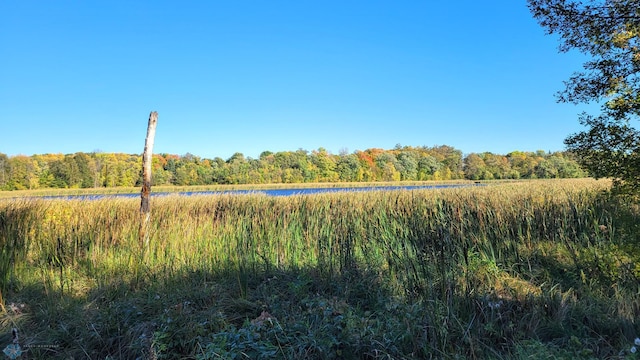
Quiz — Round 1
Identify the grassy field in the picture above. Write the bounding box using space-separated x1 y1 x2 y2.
1 179 639 359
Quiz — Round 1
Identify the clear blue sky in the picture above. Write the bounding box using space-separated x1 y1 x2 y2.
1 1 596 160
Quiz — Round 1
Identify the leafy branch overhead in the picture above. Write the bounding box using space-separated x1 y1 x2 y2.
528 0 640 193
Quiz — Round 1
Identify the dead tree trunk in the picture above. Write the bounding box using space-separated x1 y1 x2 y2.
140 111 158 251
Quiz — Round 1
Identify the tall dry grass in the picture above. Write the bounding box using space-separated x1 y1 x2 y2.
1 178 638 358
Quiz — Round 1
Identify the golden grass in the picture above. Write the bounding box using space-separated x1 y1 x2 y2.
3 178 637 358
0 178 613 292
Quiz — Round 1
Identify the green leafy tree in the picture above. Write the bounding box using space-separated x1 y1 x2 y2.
255 152 280 183
529 0 640 193
0 153 8 189
226 152 252 184
210 157 229 184
375 152 401 181
555 152 587 177
32 155 54 188
196 158 215 184
311 148 338 182
98 153 117 187
116 154 140 186
534 158 560 178
181 163 200 185
336 154 362 182
7 156 39 190
464 153 489 180
396 151 419 180
273 151 304 183
73 152 97 188
507 151 539 178
49 156 80 188
151 154 172 185
417 154 441 180
429 145 464 179
483 153 512 179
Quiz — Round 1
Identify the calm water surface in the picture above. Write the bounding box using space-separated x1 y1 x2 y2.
40 184 478 200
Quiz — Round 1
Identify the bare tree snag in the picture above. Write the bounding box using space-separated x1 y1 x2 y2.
140 111 158 251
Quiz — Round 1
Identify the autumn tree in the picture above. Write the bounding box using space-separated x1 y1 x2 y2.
375 152 401 181
0 148 588 189
507 151 538 178
463 153 489 180
529 0 640 194
7 156 39 190
429 145 464 179
355 150 377 181
150 154 172 185
311 148 339 182
417 154 441 180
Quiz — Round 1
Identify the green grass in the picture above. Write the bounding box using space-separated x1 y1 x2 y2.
1 179 639 359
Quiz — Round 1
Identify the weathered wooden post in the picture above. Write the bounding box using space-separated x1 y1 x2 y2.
140 111 158 251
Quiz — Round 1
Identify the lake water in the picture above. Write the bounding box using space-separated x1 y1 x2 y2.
179 184 472 197
41 184 478 200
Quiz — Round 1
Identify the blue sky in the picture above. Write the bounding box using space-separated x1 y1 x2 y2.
1 1 596 160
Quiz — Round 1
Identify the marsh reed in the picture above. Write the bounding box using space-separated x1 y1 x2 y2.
1 179 638 358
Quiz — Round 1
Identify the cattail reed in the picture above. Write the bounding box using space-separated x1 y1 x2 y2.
0 179 613 295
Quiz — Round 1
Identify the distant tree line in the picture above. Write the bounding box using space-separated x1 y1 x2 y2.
0 145 586 190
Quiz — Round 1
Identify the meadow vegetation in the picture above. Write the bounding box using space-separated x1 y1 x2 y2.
1 179 639 359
